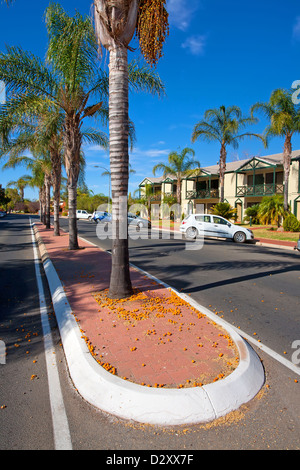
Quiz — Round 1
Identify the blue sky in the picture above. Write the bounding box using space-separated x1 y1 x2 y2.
1 0 300 200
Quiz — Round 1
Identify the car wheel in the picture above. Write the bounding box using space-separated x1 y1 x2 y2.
233 231 246 243
186 226 198 239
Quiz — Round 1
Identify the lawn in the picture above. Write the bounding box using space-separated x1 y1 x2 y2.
250 225 300 242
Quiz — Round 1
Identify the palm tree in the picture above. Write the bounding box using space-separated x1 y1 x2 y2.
6 175 31 202
4 148 52 226
251 89 300 211
0 3 165 253
191 105 266 202
0 4 109 249
258 194 287 228
93 0 168 299
211 202 237 221
153 147 200 207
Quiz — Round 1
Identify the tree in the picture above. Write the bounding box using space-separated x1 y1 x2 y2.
0 3 109 249
6 175 31 202
191 105 265 202
0 3 165 252
244 204 260 225
152 147 200 206
94 0 168 299
251 89 300 211
258 194 287 228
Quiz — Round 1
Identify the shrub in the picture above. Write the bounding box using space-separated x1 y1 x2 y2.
283 213 300 232
258 195 286 228
244 204 260 224
211 202 237 220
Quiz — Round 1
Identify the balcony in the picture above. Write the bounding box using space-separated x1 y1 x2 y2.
150 193 162 201
236 183 284 197
186 189 219 199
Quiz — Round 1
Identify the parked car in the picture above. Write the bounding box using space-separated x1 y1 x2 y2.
0 210 7 218
180 213 254 243
92 211 112 223
69 209 93 220
128 212 151 228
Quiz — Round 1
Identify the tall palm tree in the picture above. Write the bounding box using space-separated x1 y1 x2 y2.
191 105 265 202
0 103 65 235
0 3 165 252
153 147 200 206
251 89 300 211
0 4 109 249
6 175 31 202
3 147 53 227
94 0 168 299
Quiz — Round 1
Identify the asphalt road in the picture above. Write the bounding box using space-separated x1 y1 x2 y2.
1 214 299 450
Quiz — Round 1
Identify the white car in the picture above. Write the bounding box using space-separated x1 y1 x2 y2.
68 210 93 220
180 214 254 243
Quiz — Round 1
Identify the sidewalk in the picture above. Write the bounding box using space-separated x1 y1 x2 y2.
32 221 264 425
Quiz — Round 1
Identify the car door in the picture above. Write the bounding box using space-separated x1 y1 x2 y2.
194 215 210 237
212 216 231 238
196 214 218 238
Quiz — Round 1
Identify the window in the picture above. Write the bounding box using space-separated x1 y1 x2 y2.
213 216 228 225
195 215 211 222
265 173 274 184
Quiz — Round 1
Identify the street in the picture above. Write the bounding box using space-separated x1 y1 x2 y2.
0 214 299 450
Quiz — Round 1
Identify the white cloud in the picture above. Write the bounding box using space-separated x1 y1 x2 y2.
293 16 300 40
181 35 206 55
167 0 200 31
130 147 170 159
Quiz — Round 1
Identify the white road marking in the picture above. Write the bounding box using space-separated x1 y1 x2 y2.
128 263 300 377
230 327 300 376
30 219 72 450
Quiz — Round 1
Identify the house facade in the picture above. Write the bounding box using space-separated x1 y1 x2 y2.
138 150 300 222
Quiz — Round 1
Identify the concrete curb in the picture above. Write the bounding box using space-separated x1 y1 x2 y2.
32 223 265 426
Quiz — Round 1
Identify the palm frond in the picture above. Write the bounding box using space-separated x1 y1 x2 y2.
128 60 166 98
0 45 58 101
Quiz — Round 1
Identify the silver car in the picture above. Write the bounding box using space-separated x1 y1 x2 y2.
180 214 254 243
128 213 151 228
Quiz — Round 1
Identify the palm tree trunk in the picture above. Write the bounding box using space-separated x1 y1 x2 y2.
64 119 81 250
283 134 292 212
67 182 79 249
108 45 133 299
219 144 227 202
40 184 46 225
51 152 62 236
39 188 43 223
45 174 51 229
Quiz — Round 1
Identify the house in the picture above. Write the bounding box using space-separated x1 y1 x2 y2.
138 150 300 222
